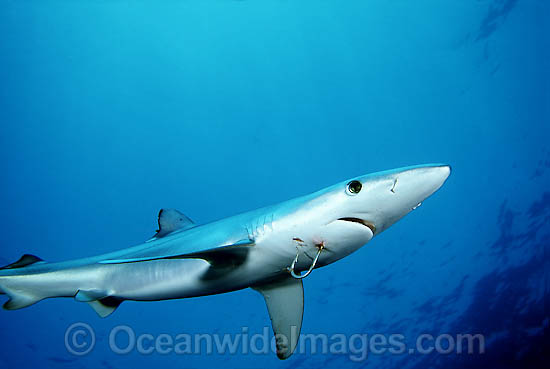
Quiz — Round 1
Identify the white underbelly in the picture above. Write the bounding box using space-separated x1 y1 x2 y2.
104 251 283 301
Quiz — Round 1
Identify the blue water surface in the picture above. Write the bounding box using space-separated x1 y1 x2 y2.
0 1 548 368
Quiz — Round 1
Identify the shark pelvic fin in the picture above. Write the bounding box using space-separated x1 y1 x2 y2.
1 254 44 270
86 297 123 318
75 290 122 318
149 209 195 240
253 276 304 360
75 289 109 302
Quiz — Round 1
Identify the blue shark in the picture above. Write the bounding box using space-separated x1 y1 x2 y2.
0 164 451 359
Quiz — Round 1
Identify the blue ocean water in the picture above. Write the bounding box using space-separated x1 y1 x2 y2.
0 0 548 368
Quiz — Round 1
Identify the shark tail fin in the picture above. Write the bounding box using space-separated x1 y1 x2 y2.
0 283 44 310
0 254 48 310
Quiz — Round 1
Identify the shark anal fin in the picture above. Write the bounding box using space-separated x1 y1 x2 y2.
253 276 304 360
86 297 123 318
1 254 44 270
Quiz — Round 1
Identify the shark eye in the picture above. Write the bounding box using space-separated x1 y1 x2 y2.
346 180 362 195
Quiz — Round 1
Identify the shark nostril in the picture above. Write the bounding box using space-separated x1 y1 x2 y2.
390 179 398 193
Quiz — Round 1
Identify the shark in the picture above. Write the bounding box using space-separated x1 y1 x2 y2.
0 164 451 359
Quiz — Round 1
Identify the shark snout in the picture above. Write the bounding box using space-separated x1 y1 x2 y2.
358 164 451 235
390 164 451 208
400 164 450 195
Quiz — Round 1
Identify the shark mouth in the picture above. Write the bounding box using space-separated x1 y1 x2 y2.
338 218 376 234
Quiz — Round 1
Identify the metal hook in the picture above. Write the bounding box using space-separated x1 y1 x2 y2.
288 244 324 279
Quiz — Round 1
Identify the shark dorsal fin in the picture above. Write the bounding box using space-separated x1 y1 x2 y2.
1 254 44 270
154 208 195 239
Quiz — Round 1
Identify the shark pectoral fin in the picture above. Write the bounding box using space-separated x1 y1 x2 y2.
189 242 252 268
253 277 304 360
148 208 195 241
86 297 123 318
100 239 255 266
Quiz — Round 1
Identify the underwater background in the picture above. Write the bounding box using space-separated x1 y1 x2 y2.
0 0 548 368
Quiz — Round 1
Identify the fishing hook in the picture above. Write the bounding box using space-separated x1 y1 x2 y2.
287 243 324 279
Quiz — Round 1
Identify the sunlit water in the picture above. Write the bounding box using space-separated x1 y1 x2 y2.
0 1 548 368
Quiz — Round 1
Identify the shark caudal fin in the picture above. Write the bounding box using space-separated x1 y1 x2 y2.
1 285 42 310
0 254 123 317
0 254 47 310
